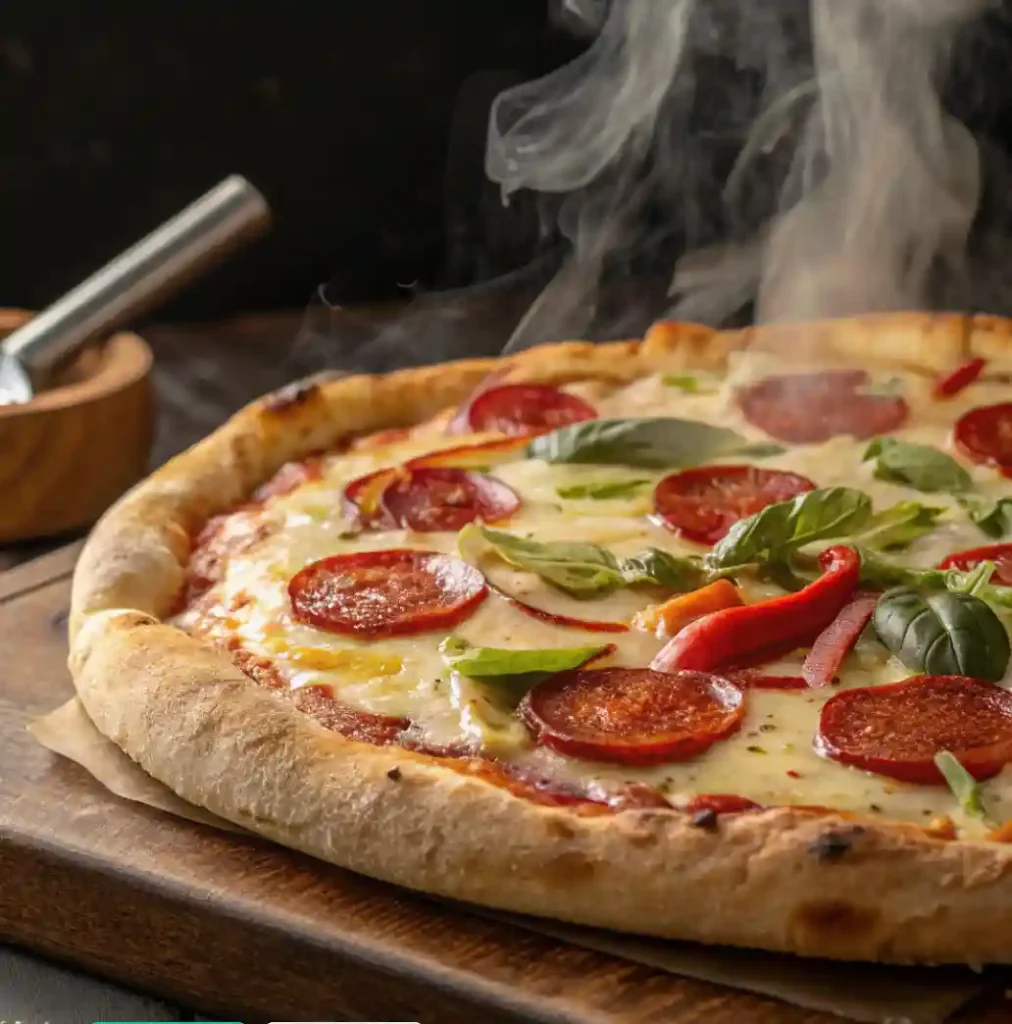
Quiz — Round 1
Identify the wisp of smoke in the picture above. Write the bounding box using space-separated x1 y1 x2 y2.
487 0 999 349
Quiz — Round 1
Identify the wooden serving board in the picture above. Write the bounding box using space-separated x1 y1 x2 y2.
0 545 1007 1024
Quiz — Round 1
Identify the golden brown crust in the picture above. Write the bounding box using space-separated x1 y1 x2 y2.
68 314 1012 965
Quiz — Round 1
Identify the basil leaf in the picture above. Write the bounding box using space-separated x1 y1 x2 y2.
934 751 993 824
619 548 708 591
863 437 973 494
459 524 625 597
856 550 1012 610
960 496 1012 539
556 478 650 500
440 636 607 683
707 487 873 570
527 417 784 469
854 501 946 551
872 587 1010 681
662 373 718 394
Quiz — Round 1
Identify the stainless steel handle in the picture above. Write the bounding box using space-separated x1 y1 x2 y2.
4 175 271 387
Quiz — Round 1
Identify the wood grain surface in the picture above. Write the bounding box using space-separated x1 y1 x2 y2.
0 546 1009 1024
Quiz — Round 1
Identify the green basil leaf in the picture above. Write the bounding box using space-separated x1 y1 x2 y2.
863 437 973 494
556 478 650 500
872 587 1010 681
459 524 625 597
707 487 873 570
856 550 1012 610
440 636 608 683
960 496 1012 539
854 501 946 551
934 751 993 824
527 417 785 469
662 373 718 394
619 548 709 591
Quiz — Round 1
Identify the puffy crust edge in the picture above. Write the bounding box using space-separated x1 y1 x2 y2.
68 314 1012 964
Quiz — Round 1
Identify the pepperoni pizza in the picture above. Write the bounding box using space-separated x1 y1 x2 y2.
69 313 1012 964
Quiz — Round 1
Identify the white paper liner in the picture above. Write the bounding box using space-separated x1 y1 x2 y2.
30 697 997 1024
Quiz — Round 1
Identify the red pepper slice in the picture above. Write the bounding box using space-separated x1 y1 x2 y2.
801 591 879 688
934 357 986 399
650 546 860 674
939 543 1012 586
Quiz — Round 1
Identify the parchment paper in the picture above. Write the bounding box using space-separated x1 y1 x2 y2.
30 698 998 1024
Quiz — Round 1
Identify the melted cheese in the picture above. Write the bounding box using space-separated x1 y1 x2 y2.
174 357 1012 836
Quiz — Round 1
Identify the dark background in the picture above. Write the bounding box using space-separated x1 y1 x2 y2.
0 1 583 320
2 2 1012 327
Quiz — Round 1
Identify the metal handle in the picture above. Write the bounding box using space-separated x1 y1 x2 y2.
4 175 271 386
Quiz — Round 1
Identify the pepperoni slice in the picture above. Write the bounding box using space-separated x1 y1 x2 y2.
738 370 909 444
462 384 597 437
816 674 1012 783
954 403 1012 475
519 668 745 766
685 794 762 815
938 543 1012 586
380 467 520 532
289 549 487 638
653 465 816 545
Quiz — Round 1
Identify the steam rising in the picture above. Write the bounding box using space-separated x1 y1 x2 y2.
488 0 996 347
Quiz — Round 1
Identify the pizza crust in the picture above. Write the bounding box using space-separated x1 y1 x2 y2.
68 314 1012 964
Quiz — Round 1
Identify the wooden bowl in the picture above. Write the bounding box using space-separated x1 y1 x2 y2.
0 309 154 544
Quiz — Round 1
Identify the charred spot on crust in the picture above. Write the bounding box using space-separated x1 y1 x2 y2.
791 900 880 945
262 378 322 414
387 766 402 782
691 808 719 830
808 826 867 862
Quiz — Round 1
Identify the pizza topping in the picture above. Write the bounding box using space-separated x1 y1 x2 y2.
254 455 324 500
460 524 628 597
288 549 487 638
408 436 530 470
528 416 781 469
557 478 650 500
684 793 762 815
380 467 520 532
856 501 946 551
737 369 909 444
456 383 597 437
727 669 807 689
651 545 860 674
939 543 1012 585
934 357 986 399
816 675 1012 783
653 464 816 545
872 586 1010 682
934 750 994 824
439 636 613 683
707 487 872 570
632 580 743 637
519 668 745 766
862 437 972 494
342 468 401 530
954 402 1012 475
801 592 879 688
960 497 1012 540
489 583 631 633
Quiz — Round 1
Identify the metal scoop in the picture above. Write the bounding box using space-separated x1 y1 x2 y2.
0 175 271 405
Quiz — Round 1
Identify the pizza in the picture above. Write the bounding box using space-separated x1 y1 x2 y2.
68 312 1012 965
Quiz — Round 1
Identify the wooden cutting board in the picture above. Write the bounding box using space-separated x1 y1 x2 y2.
0 545 1007 1024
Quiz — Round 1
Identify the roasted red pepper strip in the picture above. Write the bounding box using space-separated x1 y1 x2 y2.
933 357 986 399
801 591 879 688
650 546 860 674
